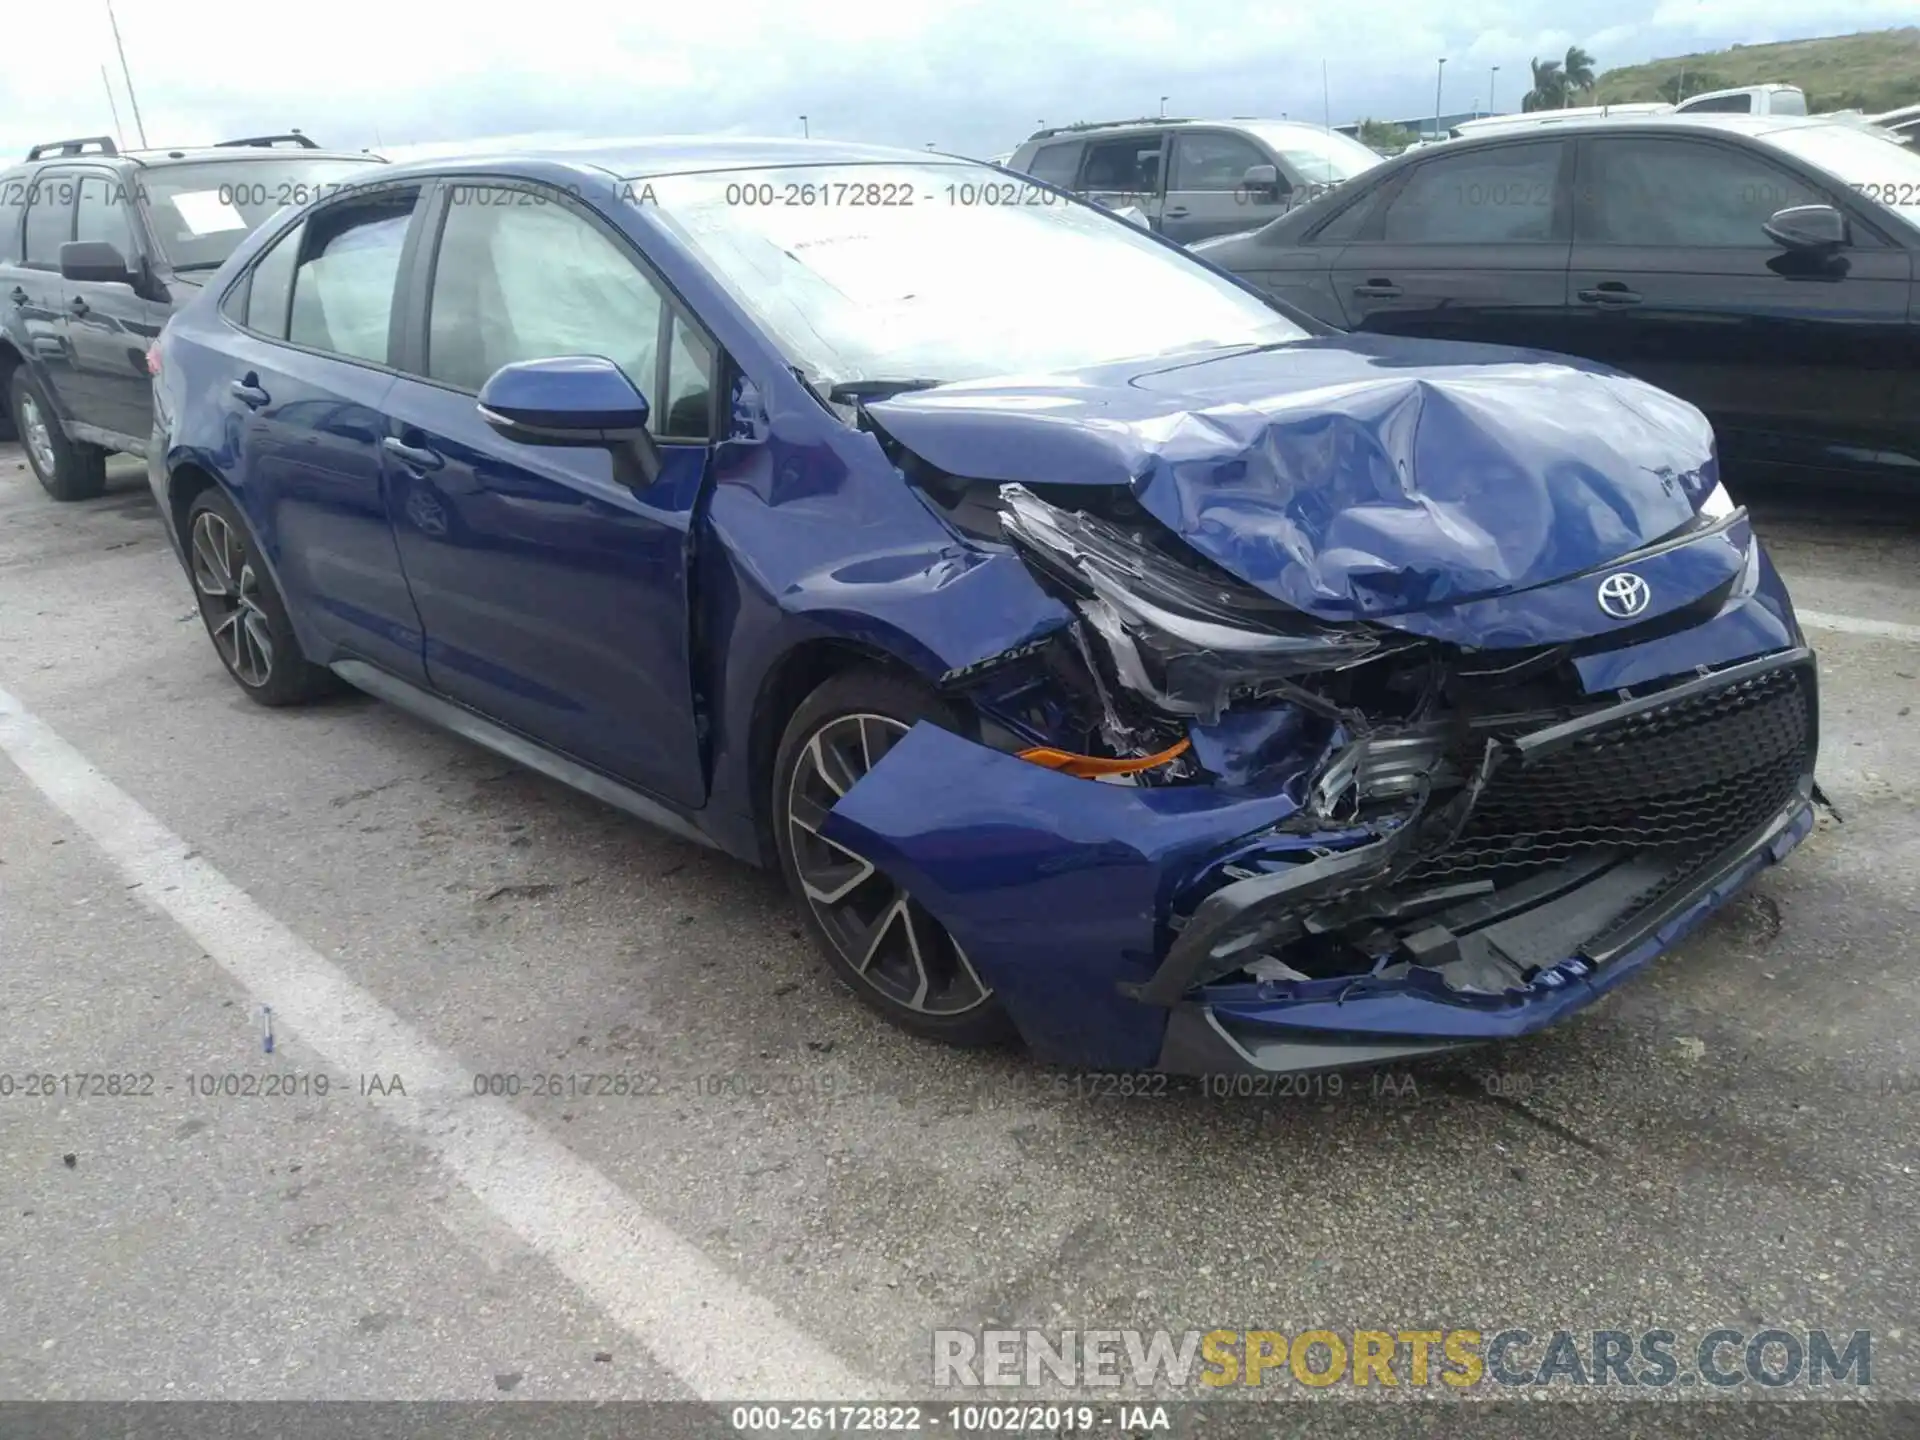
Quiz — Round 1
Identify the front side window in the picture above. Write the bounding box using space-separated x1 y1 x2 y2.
1381 142 1562 243
74 175 138 258
288 192 416 363
644 161 1304 391
1170 132 1272 192
1024 142 1084 189
425 186 684 428
0 171 26 264
22 172 76 267
1576 139 1821 246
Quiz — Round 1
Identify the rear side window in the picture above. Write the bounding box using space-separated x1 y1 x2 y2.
1309 186 1381 244
22 173 77 267
0 172 26 264
1575 139 1820 246
288 192 417 363
1024 142 1084 188
1381 142 1562 243
240 222 304 338
1678 94 1752 114
74 175 138 258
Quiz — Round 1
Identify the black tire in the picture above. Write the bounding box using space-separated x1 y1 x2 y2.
184 487 337 707
773 668 1017 1048
10 369 106 501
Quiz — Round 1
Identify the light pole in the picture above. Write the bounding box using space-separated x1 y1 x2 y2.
799 114 809 138
1489 64 1500 115
1159 95 1169 118
1434 58 1447 139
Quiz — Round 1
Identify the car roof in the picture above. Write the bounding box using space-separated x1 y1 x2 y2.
1020 118 1334 145
1441 113 1867 143
372 136 971 185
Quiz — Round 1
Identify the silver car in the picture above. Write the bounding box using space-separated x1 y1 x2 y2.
1005 117 1382 244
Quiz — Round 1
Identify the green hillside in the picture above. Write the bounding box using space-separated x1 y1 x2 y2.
1592 28 1920 113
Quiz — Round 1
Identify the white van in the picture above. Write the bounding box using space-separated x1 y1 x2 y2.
1673 84 1808 117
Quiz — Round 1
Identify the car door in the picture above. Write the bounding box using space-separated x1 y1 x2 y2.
1328 138 1574 352
212 186 431 684
1163 130 1288 243
11 169 78 399
61 170 167 442
1562 134 1911 479
375 179 712 807
1076 134 1166 229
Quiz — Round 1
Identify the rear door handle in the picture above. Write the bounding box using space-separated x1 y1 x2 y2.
1352 280 1402 299
8 287 27 307
382 435 445 471
1578 284 1642 306
68 296 90 317
1162 206 1190 218
229 379 270 409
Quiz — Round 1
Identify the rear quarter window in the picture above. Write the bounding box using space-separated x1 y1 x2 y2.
1024 142 1085 188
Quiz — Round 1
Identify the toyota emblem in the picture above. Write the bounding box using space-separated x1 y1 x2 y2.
1597 572 1651 619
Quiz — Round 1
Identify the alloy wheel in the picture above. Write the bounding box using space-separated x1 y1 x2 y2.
19 393 57 479
189 510 276 688
785 713 993 1016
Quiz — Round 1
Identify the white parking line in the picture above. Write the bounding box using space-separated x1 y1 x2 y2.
0 680 881 1402
1797 610 1920 645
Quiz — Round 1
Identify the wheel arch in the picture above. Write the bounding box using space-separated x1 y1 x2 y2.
0 337 23 440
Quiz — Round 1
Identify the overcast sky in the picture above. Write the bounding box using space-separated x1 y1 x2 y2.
2 0 1911 165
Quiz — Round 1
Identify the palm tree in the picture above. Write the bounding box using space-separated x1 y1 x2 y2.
1563 46 1597 100
1522 57 1566 112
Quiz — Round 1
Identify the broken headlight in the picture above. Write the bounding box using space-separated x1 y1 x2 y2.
998 484 1396 723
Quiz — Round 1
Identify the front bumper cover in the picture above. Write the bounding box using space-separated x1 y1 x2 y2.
820 648 1818 1073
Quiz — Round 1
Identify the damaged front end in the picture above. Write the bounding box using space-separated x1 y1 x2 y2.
824 476 1819 1073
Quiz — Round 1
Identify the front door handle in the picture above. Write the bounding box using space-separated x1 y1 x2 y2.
1578 283 1642 307
8 287 27 307
1352 280 1402 299
68 296 90 317
1162 206 1190 218
382 435 445 471
229 378 270 409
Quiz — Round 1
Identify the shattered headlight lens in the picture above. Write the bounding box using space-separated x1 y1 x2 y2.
1699 480 1736 521
998 484 1390 720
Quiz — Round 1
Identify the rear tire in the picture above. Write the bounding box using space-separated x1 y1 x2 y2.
10 369 105 501
773 668 1016 1049
185 488 337 707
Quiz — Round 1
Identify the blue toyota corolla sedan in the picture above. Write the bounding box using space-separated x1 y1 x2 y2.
147 138 1822 1075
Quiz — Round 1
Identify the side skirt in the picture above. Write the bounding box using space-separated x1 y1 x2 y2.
331 659 719 852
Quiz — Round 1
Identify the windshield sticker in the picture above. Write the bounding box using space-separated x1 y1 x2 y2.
168 190 250 235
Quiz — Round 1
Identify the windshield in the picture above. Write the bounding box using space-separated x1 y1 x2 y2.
1763 124 1920 224
1241 126 1384 184
140 158 383 268
638 162 1305 390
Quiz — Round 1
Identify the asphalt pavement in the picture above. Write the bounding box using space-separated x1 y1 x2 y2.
0 447 1915 1422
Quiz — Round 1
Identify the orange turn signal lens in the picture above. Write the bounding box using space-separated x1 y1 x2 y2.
1016 738 1191 779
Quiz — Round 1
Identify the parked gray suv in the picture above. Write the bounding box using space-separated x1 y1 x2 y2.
1005 118 1383 244
0 132 381 500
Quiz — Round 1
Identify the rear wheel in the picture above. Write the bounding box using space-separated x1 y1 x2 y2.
186 488 336 706
773 669 1015 1047
10 370 105 501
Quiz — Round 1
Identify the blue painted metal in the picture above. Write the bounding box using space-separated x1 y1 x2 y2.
148 136 1821 1072
477 355 652 435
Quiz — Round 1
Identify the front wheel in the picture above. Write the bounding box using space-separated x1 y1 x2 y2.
773 669 1015 1048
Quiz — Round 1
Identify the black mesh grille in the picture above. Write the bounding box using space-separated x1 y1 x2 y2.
1406 663 1812 884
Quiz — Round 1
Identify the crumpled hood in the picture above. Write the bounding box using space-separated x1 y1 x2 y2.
869 335 1723 624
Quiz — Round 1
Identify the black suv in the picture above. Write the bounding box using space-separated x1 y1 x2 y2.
0 133 382 499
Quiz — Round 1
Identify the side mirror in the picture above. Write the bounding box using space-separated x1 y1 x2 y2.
1763 204 1848 252
477 355 661 486
60 240 135 287
1241 163 1282 198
